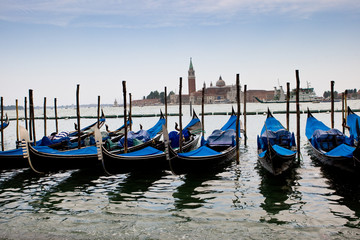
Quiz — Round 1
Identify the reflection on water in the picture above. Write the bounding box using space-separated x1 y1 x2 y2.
108 171 167 203
257 163 302 224
319 166 360 228
173 173 221 210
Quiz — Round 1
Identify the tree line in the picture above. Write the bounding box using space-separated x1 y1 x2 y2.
144 90 175 103
323 89 359 99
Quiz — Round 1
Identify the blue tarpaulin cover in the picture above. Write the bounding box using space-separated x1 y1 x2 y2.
324 143 355 158
306 114 354 154
147 118 166 139
305 115 330 140
69 118 106 137
207 129 236 147
221 115 236 131
0 146 60 156
118 146 163 157
178 145 221 157
36 136 70 146
220 115 241 136
347 112 360 140
168 129 190 148
258 150 267 158
119 129 151 148
272 144 296 156
35 146 98 155
183 118 200 131
118 117 165 148
257 115 295 152
260 116 284 135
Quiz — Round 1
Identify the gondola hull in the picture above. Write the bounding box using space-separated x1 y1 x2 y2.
25 144 99 173
101 134 200 174
258 144 296 176
306 109 358 173
307 140 357 172
168 145 237 175
0 154 28 169
257 109 297 175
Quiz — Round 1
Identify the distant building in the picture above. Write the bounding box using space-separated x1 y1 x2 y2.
188 58 196 95
132 98 161 106
113 99 118 107
245 90 275 103
170 58 276 104
170 59 240 104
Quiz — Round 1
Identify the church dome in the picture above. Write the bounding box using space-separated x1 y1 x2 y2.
216 76 225 87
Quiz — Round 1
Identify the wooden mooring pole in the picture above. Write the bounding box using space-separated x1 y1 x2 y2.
54 98 58 133
244 84 247 147
76 85 81 149
129 93 132 131
179 77 183 153
122 81 128 153
331 80 335 129
24 97 28 130
29 89 36 145
286 82 290 131
236 73 240 164
295 70 300 162
43 97 47 137
201 86 205 139
16 99 19 144
164 87 168 130
342 93 345 134
97 96 101 129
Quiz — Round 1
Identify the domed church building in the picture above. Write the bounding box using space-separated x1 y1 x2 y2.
170 58 238 104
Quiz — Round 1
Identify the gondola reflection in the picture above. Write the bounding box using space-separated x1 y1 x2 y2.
256 161 301 224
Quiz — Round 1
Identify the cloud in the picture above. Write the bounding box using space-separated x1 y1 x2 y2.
0 0 359 28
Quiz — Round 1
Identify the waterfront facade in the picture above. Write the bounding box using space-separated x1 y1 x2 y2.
170 58 275 104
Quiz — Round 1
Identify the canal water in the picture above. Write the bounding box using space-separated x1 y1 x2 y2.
1 102 360 239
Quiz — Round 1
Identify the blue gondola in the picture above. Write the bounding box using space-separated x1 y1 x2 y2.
0 114 9 131
257 109 297 175
0 112 107 170
97 111 202 174
306 109 359 172
166 108 241 175
346 107 360 146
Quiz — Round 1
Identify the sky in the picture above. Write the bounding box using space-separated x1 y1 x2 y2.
0 0 359 106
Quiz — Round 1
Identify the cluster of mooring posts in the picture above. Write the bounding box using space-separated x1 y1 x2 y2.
0 70 357 175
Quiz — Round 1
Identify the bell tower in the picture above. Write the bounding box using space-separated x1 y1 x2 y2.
188 58 196 94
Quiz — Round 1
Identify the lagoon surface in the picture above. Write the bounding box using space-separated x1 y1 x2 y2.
1 101 360 239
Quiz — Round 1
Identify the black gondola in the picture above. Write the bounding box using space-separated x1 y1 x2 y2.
166 109 240 175
97 111 202 174
306 109 359 173
257 109 297 175
104 111 166 154
20 126 101 173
